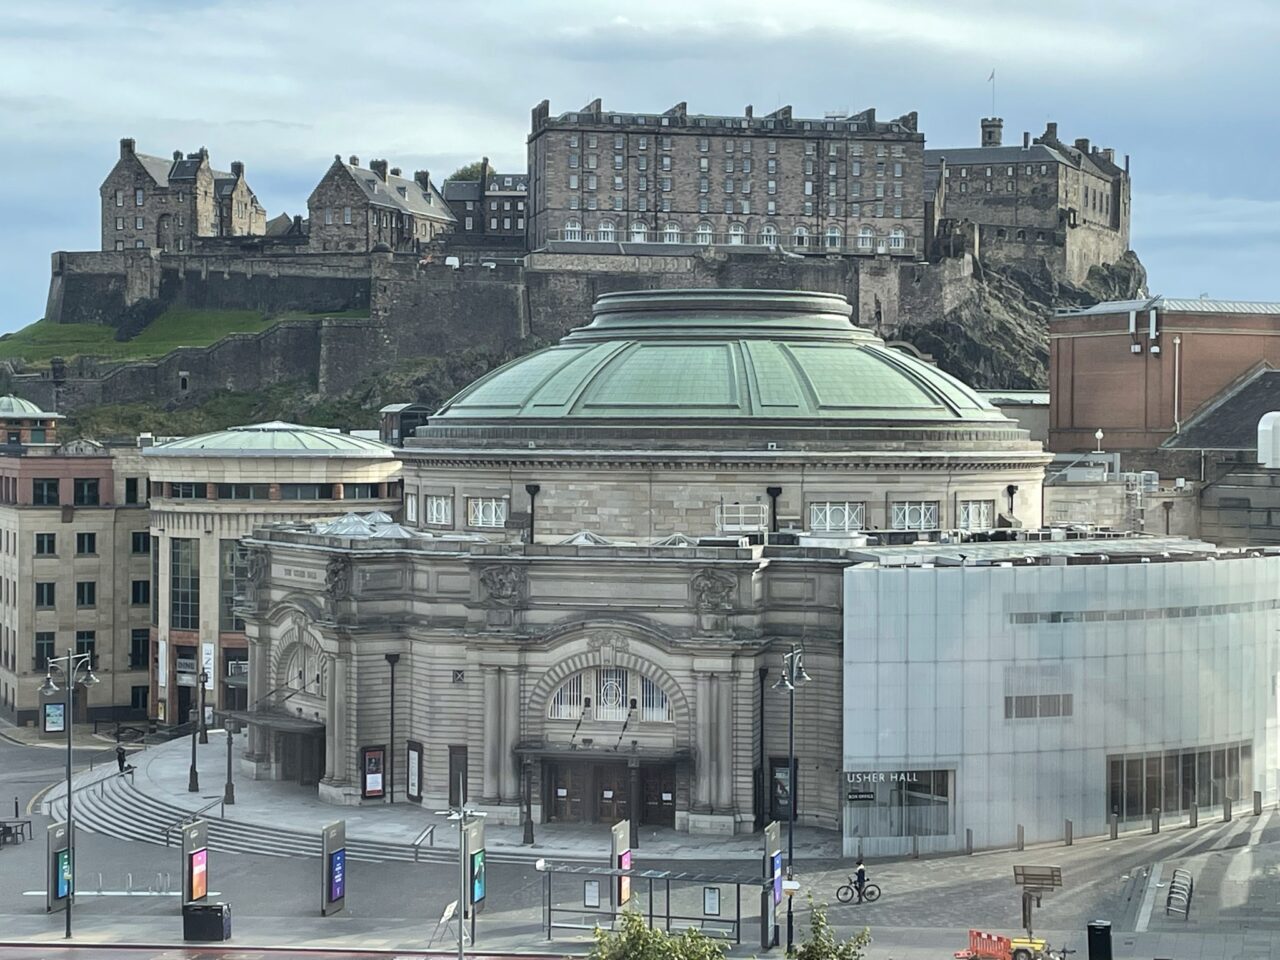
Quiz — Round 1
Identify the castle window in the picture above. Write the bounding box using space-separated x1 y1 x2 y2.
563 219 582 241
598 220 616 242
1025 165 1033 175
894 162 903 178
1006 181 1014 192
325 208 333 225
1040 164 1048 174
135 188 144 206
825 226 842 249
135 216 144 229
114 190 123 207
177 239 184 252
696 222 713 245
1016 230 1026 241
729 223 745 244
793 225 809 248
959 167 968 178
759 223 778 246
985 167 992 177
135 240 144 248
959 183 968 194
857 226 874 250
984 182 993 192
997 228 1006 239
630 222 648 242
343 206 351 224
890 227 906 249
115 217 123 231
664 222 682 243
115 241 123 251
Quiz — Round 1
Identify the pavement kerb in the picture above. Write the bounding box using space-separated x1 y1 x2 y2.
0 942 569 956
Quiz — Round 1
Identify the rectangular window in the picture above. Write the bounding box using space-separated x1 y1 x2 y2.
170 537 199 630
35 632 54 669
114 190 123 207
115 217 123 230
35 582 55 608
135 216 144 229
35 533 56 556
76 532 97 555
426 494 453 526
32 478 59 506
808 501 866 532
76 581 96 608
73 478 100 506
596 667 629 722
345 483 378 499
280 483 335 500
130 628 149 669
466 496 507 528
568 153 579 169
135 188 144 206
325 207 333 225
767 180 776 195
215 483 269 500
891 500 939 531
958 499 995 530
568 173 578 189
75 630 95 662
343 206 352 224
131 579 150 606
169 482 205 499
125 477 140 504
131 686 148 710
219 540 249 632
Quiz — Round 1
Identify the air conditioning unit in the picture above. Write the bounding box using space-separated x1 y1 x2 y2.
1141 470 1159 492
1174 477 1187 490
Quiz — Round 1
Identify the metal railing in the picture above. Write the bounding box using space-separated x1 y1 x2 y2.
412 824 437 860
545 228 918 255
1166 867 1194 918
163 796 225 845
715 503 769 533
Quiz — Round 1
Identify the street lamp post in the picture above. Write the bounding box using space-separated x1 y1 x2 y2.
223 718 237 805
385 653 400 804
772 645 810 956
198 669 209 744
522 758 535 845
189 670 208 792
38 648 100 939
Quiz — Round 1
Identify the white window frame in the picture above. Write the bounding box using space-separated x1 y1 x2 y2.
599 220 616 242
466 496 507 528
405 493 419 524
958 499 995 530
696 222 713 245
564 219 582 241
426 494 453 527
891 500 939 531
664 222 682 243
809 501 865 532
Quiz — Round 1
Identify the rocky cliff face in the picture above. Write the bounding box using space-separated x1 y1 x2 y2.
905 250 1147 389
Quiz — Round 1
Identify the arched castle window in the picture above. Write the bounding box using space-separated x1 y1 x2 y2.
857 225 874 250
729 223 746 244
696 221 714 245
792 225 808 248
825 225 842 249
630 222 648 243
664 222 682 243
598 220 616 242
564 219 582 241
548 667 672 723
759 223 778 246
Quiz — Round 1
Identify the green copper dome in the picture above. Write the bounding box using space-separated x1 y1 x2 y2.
433 290 998 423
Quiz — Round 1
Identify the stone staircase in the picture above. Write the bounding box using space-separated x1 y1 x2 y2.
46 770 477 864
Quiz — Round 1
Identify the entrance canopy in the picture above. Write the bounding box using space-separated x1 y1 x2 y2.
225 709 325 735
515 740 692 762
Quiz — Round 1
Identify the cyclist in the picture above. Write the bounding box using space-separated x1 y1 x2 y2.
854 858 868 903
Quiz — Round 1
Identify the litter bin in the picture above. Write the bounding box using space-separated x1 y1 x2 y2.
182 901 231 942
1086 920 1112 960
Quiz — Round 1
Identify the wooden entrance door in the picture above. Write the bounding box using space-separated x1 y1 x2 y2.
448 746 468 806
596 764 629 824
641 765 676 826
546 762 585 822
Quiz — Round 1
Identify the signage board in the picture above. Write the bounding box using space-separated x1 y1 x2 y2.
158 639 168 689
46 821 71 914
202 643 215 689
846 789 875 803
610 820 632 908
845 770 924 786
360 745 386 799
43 702 66 734
464 818 486 909
321 820 346 916
406 739 423 803
181 819 209 903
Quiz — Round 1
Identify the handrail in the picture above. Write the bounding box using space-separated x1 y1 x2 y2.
162 796 225 845
412 824 437 861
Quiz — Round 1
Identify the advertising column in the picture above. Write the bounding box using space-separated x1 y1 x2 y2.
761 820 782 948
360 745 386 800
610 819 632 913
321 820 346 916
181 820 209 904
465 817 486 944
46 821 72 914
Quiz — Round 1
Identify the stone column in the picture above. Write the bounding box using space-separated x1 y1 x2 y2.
501 668 521 802
323 654 338 781
332 656 349 783
716 674 734 810
482 667 501 803
694 673 711 810
247 639 269 760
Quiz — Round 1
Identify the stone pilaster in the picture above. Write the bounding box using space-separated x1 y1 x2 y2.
481 667 501 803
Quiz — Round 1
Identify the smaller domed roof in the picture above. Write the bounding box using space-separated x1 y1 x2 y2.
0 395 61 418
144 421 393 458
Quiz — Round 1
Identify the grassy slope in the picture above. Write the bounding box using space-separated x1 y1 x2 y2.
0 308 369 366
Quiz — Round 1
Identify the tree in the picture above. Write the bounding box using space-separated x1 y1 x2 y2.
586 910 727 960
444 160 485 183
795 898 872 960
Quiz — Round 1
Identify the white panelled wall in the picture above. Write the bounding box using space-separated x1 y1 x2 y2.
842 555 1280 856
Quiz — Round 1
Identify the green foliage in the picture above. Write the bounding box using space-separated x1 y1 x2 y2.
585 910 727 960
445 160 486 182
795 898 871 960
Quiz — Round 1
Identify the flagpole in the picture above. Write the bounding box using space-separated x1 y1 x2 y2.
990 68 996 116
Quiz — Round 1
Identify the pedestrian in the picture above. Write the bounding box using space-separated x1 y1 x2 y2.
115 745 127 774
854 857 868 904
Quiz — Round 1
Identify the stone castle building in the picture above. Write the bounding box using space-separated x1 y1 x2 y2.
307 156 455 253
927 119 1131 284
527 100 927 257
443 158 528 249
101 139 267 253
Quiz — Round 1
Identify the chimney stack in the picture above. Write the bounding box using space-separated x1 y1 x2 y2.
349 155 360 167
414 170 431 191
231 161 244 179
370 159 388 181
120 138 136 159
1102 147 1115 164
1074 137 1090 153
389 167 401 177
173 149 183 162
980 117 1003 147
1044 122 1058 142
1022 131 1030 149
745 104 753 119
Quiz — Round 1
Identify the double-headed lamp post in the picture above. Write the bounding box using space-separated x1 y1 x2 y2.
189 670 209 792
38 648 101 939
772 644 810 956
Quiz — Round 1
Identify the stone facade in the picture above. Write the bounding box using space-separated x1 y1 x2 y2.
444 158 528 249
928 120 1131 284
528 99 926 257
307 157 455 253
100 139 266 253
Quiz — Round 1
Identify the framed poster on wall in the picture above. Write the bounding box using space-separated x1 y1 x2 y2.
406 739 423 803
360 745 386 799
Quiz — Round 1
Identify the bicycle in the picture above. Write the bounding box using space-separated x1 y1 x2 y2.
835 876 881 903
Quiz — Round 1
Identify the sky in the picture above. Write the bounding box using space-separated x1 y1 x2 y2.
1 0 1277 332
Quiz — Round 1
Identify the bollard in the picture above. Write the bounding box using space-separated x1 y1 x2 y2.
1064 819 1073 846
1255 791 1263 816
1109 813 1118 840
126 872 133 894
912 834 919 860
1017 824 1025 851
11 796 16 818
1151 808 1161 834
1189 803 1198 828
1224 797 1232 823
966 827 973 855
97 873 103 895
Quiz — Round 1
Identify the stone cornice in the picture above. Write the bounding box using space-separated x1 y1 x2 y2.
398 450 1053 472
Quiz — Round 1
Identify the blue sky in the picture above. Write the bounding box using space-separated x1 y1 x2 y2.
1 0 1276 332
